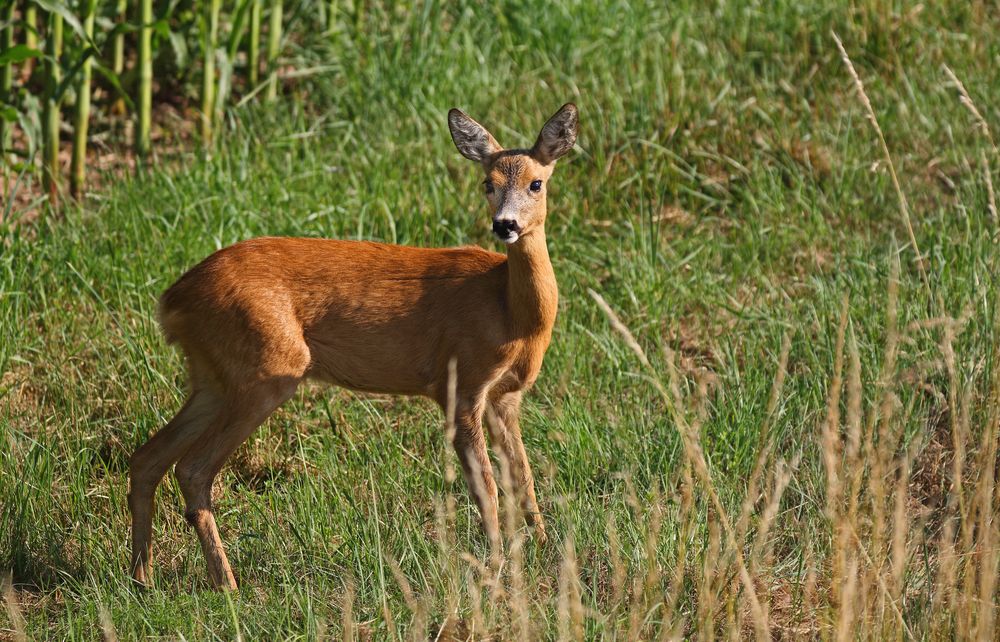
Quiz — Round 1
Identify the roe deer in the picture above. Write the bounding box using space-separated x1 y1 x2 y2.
128 103 578 590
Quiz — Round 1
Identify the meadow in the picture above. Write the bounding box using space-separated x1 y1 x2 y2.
2 0 1000 638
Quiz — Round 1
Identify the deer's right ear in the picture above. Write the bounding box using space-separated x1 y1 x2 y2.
449 109 502 163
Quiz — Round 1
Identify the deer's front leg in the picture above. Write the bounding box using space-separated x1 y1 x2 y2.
486 391 546 544
452 403 500 553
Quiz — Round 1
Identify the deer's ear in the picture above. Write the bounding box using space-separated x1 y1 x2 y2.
448 109 502 163
532 103 578 165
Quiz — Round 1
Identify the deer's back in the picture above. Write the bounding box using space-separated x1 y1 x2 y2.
159 237 513 396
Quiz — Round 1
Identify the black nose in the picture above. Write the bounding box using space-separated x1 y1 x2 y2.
493 219 520 236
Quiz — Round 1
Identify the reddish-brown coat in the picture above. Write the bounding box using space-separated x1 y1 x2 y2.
128 104 577 590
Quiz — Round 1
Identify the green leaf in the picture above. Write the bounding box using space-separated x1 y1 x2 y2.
33 0 95 47
167 30 189 69
91 62 134 110
227 0 254 59
0 45 43 66
0 105 17 122
53 46 97 103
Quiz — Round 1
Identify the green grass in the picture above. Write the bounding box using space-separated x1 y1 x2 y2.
2 0 1000 638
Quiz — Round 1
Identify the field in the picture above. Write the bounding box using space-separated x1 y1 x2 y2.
2 0 1000 639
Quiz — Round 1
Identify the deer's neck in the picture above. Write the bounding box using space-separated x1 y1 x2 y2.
505 226 558 335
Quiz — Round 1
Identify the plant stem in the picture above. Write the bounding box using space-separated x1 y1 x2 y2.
266 0 282 100
71 0 96 198
24 1 37 76
201 0 221 145
41 9 63 201
327 0 338 33
248 0 260 87
1 0 14 170
112 0 126 74
136 0 152 157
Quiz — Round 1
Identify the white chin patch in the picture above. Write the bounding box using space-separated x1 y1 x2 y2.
496 231 519 244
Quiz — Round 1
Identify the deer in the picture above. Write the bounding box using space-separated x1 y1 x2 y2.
127 103 579 590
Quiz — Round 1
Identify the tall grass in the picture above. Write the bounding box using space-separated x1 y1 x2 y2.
1 0 998 638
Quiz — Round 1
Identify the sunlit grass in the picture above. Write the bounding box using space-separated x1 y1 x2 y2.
2 0 999 638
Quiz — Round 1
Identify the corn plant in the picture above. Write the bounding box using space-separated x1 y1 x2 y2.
135 0 151 156
248 0 260 86
41 8 62 198
70 0 95 197
1 0 15 168
23 0 37 75
2 0 324 201
200 0 221 145
265 0 281 100
112 0 125 74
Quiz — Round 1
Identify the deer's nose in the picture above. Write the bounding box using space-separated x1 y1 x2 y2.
493 218 520 237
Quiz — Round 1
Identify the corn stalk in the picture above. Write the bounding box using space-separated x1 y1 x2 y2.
112 0 125 74
200 0 221 145
1 0 14 168
266 0 281 100
135 0 152 157
70 0 95 197
41 8 62 199
24 1 37 74
248 0 260 86
326 0 337 32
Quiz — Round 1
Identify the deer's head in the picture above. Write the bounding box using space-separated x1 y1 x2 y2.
449 103 578 245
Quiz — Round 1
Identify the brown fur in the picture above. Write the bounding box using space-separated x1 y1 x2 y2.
128 104 578 590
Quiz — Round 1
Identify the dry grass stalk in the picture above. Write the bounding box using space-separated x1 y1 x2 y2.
736 332 792 542
508 531 532 641
844 328 864 524
983 151 998 226
625 487 664 641
942 64 997 154
2 573 26 642
834 556 858 642
822 295 850 525
832 32 929 291
465 569 486 640
697 514 721 642
342 577 356 642
662 464 694 636
386 554 426 641
932 518 958 635
889 452 910 609
607 511 627 610
750 457 795 563
557 536 585 641
99 604 119 642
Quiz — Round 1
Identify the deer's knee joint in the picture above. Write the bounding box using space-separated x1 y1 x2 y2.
184 507 210 528
174 460 210 495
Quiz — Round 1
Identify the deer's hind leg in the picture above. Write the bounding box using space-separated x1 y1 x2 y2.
173 376 302 590
174 322 310 591
129 386 223 586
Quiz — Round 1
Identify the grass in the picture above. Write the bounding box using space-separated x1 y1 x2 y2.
2 0 1000 638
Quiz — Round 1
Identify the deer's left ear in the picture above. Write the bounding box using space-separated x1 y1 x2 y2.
532 103 578 165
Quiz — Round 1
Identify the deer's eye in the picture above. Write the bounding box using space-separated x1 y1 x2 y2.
484 180 494 194
530 179 543 192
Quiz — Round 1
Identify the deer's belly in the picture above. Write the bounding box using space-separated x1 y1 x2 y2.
303 331 436 397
